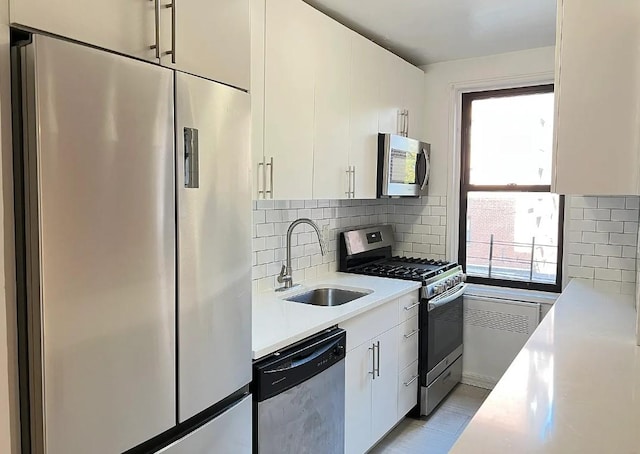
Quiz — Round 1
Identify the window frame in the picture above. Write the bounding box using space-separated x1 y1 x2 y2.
458 84 564 293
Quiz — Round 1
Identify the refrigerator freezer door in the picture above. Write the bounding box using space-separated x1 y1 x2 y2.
24 35 176 453
175 72 252 421
157 395 252 453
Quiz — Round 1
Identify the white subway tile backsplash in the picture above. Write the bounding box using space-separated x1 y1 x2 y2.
568 266 595 279
565 196 639 294
580 255 608 268
251 196 447 291
256 223 275 237
568 220 596 232
567 254 581 266
422 215 441 226
597 197 626 209
595 268 621 281
570 196 598 209
569 208 584 220
612 209 639 221
582 232 610 244
567 243 595 255
583 209 610 221
595 221 624 233
594 279 622 293
609 233 637 246
607 257 635 271
626 197 640 210
594 244 622 257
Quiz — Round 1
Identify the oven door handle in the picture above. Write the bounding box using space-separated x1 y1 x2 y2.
428 283 467 312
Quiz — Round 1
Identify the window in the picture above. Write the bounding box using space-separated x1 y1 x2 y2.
459 85 564 292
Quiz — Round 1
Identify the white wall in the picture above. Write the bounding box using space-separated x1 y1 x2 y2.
420 46 556 259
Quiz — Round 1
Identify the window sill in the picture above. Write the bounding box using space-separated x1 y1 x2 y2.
465 283 558 306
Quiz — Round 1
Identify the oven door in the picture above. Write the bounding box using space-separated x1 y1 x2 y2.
378 134 430 197
420 283 465 385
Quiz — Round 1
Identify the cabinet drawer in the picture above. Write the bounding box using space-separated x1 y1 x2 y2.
398 316 419 371
398 291 420 322
398 361 419 418
340 299 399 352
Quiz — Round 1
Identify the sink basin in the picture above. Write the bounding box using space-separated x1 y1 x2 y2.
285 287 370 307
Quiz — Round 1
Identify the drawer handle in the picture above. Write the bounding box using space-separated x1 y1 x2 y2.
404 374 419 387
403 329 419 339
404 302 420 311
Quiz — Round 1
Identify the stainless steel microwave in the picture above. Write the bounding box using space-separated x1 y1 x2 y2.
377 133 431 197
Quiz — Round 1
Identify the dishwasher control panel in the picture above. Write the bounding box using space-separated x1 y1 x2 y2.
252 328 346 401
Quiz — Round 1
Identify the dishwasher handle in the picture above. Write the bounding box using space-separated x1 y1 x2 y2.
265 337 343 372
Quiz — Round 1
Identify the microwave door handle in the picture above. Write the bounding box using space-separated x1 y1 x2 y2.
416 149 429 191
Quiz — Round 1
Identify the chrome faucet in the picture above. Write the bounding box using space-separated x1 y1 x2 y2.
276 218 326 291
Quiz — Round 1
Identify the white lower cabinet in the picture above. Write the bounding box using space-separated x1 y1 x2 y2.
398 361 419 419
345 342 374 454
341 291 420 454
371 327 400 442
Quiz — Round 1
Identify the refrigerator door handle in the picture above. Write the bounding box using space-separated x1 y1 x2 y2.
184 127 199 188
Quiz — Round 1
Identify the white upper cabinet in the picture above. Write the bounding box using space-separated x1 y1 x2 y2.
251 0 267 199
378 49 405 135
10 0 158 62
349 33 381 199
11 0 250 89
553 0 640 195
165 0 250 90
263 0 315 200
404 64 425 140
312 12 351 200
255 0 425 200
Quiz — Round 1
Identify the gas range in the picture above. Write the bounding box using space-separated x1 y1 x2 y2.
351 257 454 281
339 225 466 417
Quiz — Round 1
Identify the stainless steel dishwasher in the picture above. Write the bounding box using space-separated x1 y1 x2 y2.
253 328 346 454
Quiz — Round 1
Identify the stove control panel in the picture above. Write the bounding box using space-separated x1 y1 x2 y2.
424 270 466 299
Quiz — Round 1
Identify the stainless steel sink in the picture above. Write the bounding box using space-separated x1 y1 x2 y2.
285 288 370 307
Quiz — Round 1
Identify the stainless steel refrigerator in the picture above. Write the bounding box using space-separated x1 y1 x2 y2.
13 34 252 454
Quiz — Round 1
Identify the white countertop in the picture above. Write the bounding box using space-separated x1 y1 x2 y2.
451 279 640 454
252 272 421 359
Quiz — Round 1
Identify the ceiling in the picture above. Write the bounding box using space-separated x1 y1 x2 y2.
303 0 557 66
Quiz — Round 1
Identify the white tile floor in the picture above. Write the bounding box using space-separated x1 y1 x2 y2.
370 384 490 454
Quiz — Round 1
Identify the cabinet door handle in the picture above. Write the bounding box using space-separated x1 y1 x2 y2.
404 329 419 339
265 157 273 199
257 159 265 198
369 344 375 380
403 109 408 137
351 166 356 198
150 0 160 59
404 301 420 311
404 374 419 387
345 168 351 197
162 2 176 63
375 341 380 377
